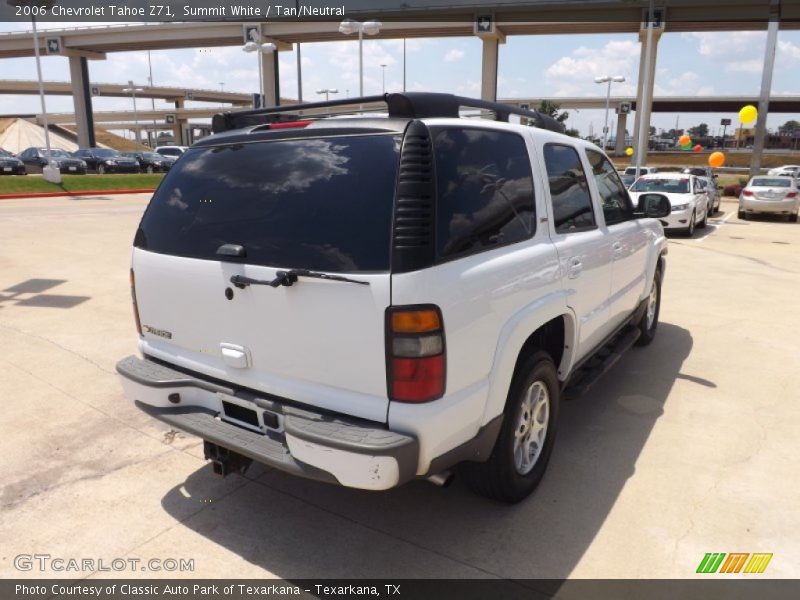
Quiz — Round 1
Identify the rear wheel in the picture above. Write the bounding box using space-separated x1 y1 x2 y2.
738 210 746 220
460 351 560 504
790 213 798 223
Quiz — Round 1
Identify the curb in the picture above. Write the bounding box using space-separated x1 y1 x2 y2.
0 188 156 200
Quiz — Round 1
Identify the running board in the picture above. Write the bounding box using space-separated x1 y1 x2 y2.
563 326 641 400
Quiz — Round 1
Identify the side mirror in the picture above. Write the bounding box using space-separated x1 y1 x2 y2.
638 193 671 219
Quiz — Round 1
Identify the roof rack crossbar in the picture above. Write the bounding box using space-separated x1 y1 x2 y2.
211 92 566 134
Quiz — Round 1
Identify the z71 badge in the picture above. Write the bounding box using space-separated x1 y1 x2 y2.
142 325 172 339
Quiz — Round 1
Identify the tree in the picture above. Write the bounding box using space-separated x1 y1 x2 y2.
564 128 580 138
688 123 709 138
649 126 656 136
536 100 569 125
778 120 800 135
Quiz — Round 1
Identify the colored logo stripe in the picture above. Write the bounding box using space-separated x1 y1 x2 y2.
720 553 749 573
697 552 773 574
744 553 773 574
697 553 726 573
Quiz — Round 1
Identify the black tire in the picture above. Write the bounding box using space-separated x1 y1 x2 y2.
738 210 746 220
459 351 560 504
635 266 662 347
684 211 696 237
697 207 708 229
790 214 798 223
97 164 106 175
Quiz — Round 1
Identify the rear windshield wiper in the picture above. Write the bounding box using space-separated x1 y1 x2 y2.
231 269 369 289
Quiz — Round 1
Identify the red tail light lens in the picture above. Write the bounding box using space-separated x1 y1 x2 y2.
786 192 797 198
268 120 312 130
130 269 142 336
387 306 445 403
743 190 754 196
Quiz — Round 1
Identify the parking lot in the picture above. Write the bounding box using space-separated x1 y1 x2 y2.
1 193 798 579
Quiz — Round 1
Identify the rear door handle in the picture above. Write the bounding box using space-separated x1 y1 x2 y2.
567 258 583 279
612 242 624 258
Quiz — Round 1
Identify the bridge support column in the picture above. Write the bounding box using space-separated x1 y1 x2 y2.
480 37 499 102
68 56 95 148
615 111 627 156
631 30 661 166
750 6 779 177
260 50 280 106
172 99 186 145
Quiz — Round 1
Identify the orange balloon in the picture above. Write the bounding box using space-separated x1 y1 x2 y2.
708 151 725 168
678 134 691 146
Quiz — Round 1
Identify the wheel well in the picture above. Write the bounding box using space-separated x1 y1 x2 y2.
514 316 565 379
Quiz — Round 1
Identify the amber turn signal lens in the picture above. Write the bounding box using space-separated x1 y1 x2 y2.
391 309 441 333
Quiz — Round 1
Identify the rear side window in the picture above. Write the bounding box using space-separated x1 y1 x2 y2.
433 128 535 260
543 144 596 233
136 135 399 272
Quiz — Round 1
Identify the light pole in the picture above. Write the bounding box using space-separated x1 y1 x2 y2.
147 50 157 147
316 88 338 102
122 81 144 145
219 82 224 92
595 75 625 151
338 19 382 97
243 41 277 108
380 64 387 94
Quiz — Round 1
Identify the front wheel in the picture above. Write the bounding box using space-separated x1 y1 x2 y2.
97 164 106 175
146 165 154 174
635 267 662 347
460 351 560 504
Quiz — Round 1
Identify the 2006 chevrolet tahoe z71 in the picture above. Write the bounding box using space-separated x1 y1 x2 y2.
117 93 671 503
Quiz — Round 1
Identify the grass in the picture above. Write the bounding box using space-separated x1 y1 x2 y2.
0 173 164 195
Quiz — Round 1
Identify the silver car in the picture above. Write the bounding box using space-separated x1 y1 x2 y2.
738 177 799 222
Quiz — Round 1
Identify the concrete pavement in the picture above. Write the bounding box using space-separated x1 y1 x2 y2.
0 194 798 579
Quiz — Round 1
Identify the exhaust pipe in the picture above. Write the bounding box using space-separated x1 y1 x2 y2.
427 470 454 488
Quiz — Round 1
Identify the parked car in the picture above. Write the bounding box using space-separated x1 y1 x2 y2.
738 176 799 222
154 145 188 160
624 166 659 177
72 148 140 174
120 151 172 173
619 172 637 188
17 147 87 174
629 173 709 236
766 165 800 177
0 149 27 175
698 176 721 215
117 92 671 504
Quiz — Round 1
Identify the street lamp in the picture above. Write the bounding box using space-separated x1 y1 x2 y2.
380 64 387 94
595 75 626 151
243 41 277 107
316 88 339 102
122 80 144 145
338 19 382 97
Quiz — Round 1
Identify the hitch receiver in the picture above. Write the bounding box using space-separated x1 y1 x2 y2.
203 441 252 477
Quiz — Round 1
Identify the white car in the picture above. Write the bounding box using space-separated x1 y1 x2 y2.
117 93 670 503
766 165 800 177
629 173 709 236
738 176 799 222
154 145 188 160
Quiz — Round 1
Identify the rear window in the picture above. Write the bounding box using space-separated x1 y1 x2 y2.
631 178 690 194
136 135 399 272
752 178 790 187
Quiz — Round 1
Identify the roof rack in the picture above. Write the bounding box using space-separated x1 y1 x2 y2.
211 92 566 135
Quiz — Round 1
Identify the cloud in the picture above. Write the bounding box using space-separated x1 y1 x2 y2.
443 49 465 63
544 40 639 96
685 32 800 73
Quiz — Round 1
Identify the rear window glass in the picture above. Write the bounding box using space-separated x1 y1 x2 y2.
631 178 690 194
752 178 790 187
136 135 399 272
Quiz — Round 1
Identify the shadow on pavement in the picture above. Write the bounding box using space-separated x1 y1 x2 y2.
161 322 693 579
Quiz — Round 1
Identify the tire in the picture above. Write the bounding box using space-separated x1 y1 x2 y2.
97 164 106 175
146 165 154 174
635 266 662 347
790 214 798 223
684 211 696 237
738 210 746 220
459 351 560 504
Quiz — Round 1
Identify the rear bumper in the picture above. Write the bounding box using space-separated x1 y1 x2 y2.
739 198 799 214
116 355 418 490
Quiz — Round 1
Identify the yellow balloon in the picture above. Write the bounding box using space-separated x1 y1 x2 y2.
625 147 634 156
739 105 757 125
708 151 725 168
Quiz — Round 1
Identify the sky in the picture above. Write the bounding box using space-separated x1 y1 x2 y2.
0 21 799 138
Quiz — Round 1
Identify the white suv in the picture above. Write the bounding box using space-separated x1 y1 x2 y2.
118 93 670 503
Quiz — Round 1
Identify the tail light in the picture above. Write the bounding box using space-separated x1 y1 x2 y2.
386 306 445 403
743 190 753 196
267 120 312 130
786 192 798 198
130 269 142 336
